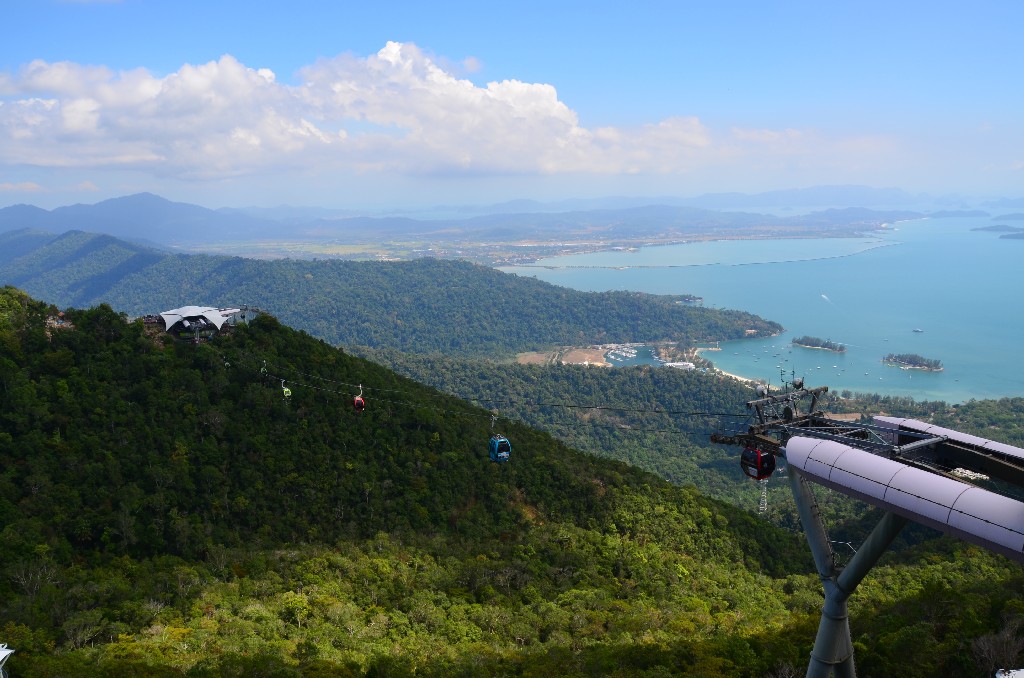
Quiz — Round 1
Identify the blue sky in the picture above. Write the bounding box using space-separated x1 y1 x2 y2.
2 0 1022 209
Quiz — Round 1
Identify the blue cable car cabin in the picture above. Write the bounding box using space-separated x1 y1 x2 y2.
740 445 775 480
489 434 511 462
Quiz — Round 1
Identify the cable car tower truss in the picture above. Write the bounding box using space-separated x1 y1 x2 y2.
711 381 1024 678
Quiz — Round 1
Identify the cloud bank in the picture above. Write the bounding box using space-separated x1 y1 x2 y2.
0 41 867 188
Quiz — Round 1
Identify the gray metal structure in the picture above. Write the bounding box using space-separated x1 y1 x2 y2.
0 643 13 678
711 382 1024 677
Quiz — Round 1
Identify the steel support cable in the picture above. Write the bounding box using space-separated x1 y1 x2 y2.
212 344 750 423
249 365 501 426
261 366 743 437
462 394 748 418
206 350 754 465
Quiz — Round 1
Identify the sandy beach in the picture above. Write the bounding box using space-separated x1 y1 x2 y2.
693 347 761 386
716 369 761 386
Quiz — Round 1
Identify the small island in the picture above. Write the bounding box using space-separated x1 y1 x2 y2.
792 335 847 353
883 353 943 371
972 224 1023 233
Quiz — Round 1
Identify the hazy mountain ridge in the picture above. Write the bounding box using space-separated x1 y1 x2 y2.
0 191 930 250
394 185 1000 217
0 193 282 246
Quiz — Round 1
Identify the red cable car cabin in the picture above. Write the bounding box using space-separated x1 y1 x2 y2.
353 395 366 412
740 446 776 480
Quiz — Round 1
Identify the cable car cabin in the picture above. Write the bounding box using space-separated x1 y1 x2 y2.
740 446 775 480
353 395 366 412
489 434 511 463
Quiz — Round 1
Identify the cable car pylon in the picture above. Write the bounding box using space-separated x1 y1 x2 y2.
711 379 1024 677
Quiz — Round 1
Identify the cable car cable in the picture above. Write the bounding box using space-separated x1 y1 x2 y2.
205 342 769 469
210 344 750 424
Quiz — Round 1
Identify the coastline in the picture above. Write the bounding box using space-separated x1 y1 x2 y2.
510 237 897 270
509 216 1007 405
884 362 944 372
792 343 846 353
720 368 761 385
714 368 760 386
695 346 762 386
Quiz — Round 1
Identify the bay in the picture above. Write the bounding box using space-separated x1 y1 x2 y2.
501 217 1022 404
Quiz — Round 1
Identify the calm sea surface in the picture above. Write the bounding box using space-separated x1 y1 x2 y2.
502 217 1023 404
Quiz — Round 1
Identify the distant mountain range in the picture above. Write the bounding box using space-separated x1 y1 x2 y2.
0 193 283 247
423 184 1012 216
197 185 943 221
0 191 934 249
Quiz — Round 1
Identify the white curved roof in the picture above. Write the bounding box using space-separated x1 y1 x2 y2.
874 415 1024 462
160 306 241 331
785 436 1024 562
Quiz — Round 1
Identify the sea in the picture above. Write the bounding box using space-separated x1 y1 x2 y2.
501 216 1024 405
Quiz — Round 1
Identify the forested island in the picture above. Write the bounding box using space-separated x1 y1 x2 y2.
883 352 943 371
792 335 847 353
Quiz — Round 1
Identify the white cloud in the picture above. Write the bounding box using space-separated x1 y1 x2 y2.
0 181 44 192
0 42 887 189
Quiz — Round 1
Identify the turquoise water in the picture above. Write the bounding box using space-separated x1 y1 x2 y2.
502 217 1023 404
604 344 665 367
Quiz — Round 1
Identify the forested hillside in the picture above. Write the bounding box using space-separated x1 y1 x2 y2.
354 349 996 552
1 288 1022 676
358 348 760 504
0 229 781 355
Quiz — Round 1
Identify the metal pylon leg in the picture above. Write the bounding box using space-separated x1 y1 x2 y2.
787 467 907 678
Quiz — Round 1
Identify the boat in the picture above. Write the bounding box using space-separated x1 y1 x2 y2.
913 328 924 333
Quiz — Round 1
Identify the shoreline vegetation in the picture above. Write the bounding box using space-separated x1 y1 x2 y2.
883 352 943 371
513 341 766 388
518 341 713 369
792 335 847 353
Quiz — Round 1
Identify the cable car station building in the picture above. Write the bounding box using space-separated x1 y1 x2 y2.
153 305 254 342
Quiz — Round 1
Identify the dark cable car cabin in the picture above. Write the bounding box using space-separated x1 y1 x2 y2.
353 395 365 413
740 445 775 480
489 434 511 463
